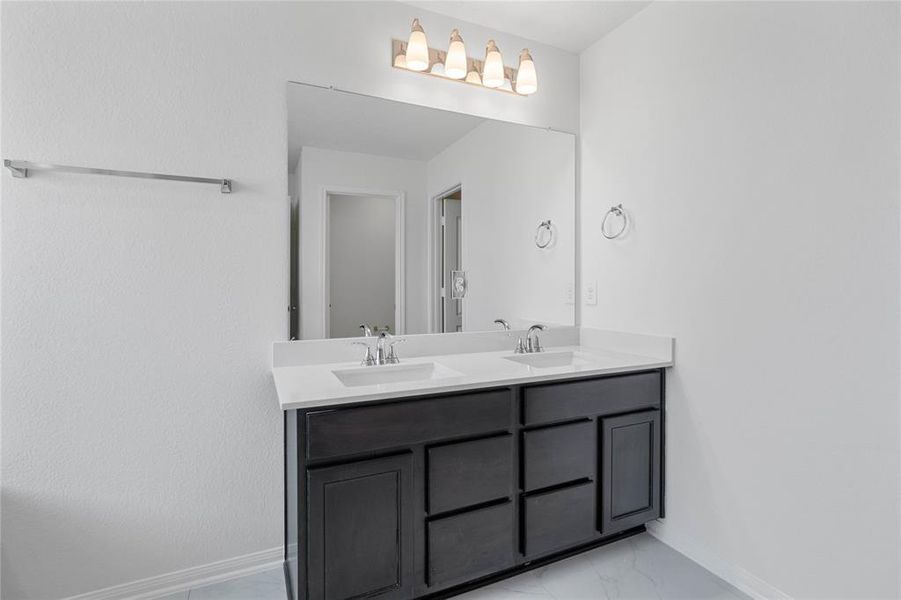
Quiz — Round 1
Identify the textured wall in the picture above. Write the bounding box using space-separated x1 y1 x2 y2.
0 2 579 598
580 2 900 597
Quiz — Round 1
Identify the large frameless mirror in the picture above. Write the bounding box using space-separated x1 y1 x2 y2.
287 82 575 339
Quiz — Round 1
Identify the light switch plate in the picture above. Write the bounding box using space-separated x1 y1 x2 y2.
584 281 598 305
565 283 575 305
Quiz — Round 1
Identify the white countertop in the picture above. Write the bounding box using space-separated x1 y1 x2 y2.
272 328 674 410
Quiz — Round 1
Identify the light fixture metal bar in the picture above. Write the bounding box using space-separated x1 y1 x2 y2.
3 159 232 193
391 39 521 96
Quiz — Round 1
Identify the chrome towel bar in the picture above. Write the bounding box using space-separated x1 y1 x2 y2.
4 159 232 193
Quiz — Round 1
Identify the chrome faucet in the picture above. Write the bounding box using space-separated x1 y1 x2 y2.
359 324 373 337
526 324 546 353
372 331 403 365
493 319 511 331
375 331 391 365
352 332 403 366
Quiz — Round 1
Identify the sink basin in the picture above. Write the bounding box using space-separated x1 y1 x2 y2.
332 362 461 388
503 351 597 369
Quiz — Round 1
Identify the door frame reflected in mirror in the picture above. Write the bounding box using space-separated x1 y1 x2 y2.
428 184 463 333
320 185 406 338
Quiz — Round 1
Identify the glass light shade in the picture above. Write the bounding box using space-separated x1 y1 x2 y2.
444 29 467 79
405 18 430 72
482 40 504 88
515 49 538 95
465 70 482 85
393 53 407 68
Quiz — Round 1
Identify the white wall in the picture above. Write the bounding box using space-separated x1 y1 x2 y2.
580 2 900 598
299 147 427 339
427 120 576 331
0 2 579 598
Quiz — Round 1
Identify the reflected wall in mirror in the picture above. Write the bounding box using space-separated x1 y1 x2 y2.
287 82 575 339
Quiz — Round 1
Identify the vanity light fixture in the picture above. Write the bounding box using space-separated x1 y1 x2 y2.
515 49 538 95
392 19 536 96
444 29 467 80
405 18 430 71
482 40 505 88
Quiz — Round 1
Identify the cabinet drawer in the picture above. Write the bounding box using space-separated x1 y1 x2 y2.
522 372 661 425
523 481 595 557
522 421 594 492
427 502 515 588
306 390 512 460
428 435 513 514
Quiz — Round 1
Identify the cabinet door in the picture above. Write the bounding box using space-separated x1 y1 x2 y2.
308 454 414 599
600 410 660 534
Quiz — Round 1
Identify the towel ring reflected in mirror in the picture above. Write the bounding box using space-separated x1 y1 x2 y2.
602 204 628 239
535 219 553 248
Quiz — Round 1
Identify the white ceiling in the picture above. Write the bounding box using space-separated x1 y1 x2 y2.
287 83 485 169
404 1 652 53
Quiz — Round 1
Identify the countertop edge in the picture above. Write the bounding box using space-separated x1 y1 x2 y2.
275 357 672 411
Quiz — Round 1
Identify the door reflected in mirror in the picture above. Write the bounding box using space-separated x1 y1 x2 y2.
326 192 401 338
438 187 462 333
287 82 575 339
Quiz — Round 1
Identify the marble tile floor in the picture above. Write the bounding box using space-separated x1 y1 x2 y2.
159 533 748 600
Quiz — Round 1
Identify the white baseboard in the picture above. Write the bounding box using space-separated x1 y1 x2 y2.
63 547 283 600
646 521 792 600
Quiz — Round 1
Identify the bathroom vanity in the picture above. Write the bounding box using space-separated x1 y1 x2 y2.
274 330 672 600
279 80 673 600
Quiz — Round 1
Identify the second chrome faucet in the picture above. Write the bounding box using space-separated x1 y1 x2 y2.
514 324 546 354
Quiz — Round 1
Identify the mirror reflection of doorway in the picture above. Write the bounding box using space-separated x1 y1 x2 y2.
439 188 463 333
325 191 401 338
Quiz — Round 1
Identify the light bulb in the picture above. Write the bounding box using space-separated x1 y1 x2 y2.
405 18 429 72
515 49 538 95
444 29 467 80
482 40 504 88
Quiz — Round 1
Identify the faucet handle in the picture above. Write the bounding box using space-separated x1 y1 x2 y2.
387 338 405 364
514 337 527 354
351 341 375 366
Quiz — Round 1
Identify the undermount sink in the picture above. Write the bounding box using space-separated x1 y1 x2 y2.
332 362 462 388
503 350 598 369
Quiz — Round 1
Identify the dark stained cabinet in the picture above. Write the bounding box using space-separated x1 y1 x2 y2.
601 410 661 535
307 454 415 600
286 370 665 600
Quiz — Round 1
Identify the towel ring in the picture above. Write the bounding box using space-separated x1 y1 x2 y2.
535 220 553 248
602 204 627 239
